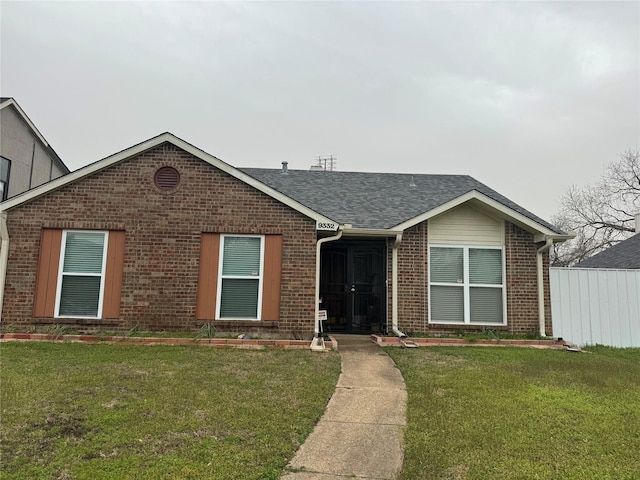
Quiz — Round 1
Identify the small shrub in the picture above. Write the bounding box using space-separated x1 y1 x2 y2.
197 323 216 339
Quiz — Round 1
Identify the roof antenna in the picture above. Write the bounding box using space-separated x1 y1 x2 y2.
311 155 336 171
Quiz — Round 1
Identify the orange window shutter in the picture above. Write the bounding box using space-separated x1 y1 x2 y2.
33 229 63 317
262 235 283 321
196 233 220 320
103 231 126 319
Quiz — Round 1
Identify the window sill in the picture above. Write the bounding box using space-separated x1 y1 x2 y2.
428 322 507 327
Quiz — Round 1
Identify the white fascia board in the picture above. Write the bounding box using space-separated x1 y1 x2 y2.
0 132 337 226
0 98 50 148
391 190 560 237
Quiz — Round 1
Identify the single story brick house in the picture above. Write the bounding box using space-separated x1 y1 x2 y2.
0 133 572 338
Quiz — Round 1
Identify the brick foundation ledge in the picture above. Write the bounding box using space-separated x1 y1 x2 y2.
0 333 311 349
371 334 570 350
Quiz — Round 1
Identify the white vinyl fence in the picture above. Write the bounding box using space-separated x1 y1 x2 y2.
550 268 640 348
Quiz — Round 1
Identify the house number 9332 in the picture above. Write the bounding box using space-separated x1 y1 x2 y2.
316 221 339 231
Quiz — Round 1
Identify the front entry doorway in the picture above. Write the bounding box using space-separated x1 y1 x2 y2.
320 240 387 334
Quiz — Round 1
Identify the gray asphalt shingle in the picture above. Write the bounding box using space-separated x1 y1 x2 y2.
240 168 562 232
574 234 640 269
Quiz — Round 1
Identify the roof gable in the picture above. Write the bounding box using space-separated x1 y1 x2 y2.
0 131 567 239
0 133 336 225
240 168 566 236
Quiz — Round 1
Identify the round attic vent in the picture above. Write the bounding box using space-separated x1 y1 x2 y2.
154 166 180 191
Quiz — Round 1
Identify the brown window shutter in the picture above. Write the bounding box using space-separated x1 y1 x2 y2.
33 229 62 317
103 231 126 319
261 235 283 321
196 233 220 320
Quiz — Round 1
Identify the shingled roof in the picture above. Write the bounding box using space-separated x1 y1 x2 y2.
0 129 564 237
240 168 563 233
574 234 640 269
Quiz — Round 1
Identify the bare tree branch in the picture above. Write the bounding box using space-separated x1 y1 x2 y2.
551 148 640 266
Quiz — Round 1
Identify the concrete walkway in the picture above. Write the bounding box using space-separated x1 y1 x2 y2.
281 334 407 480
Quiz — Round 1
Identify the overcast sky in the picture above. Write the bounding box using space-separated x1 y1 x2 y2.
1 1 638 222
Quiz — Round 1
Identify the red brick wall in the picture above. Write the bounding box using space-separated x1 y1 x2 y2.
390 219 551 335
388 223 428 334
505 222 552 335
3 143 317 335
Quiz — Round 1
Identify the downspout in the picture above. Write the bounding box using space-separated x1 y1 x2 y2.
391 232 406 338
536 237 553 338
311 226 343 350
0 212 9 322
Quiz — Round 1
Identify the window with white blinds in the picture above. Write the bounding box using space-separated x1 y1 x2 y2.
430 285 464 323
56 231 108 318
429 245 505 325
217 235 264 320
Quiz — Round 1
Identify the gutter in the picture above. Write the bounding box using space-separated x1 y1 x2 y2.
340 227 403 238
536 237 554 337
391 232 406 338
0 212 9 322
311 226 344 351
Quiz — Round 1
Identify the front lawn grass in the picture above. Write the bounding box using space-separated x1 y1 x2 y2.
1 342 340 480
387 346 640 480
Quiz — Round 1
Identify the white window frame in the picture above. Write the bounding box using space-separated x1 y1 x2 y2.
216 234 264 321
55 230 109 319
428 244 507 326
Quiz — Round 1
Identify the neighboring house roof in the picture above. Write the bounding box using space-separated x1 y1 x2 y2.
241 168 565 234
0 131 567 239
0 97 70 174
574 234 640 269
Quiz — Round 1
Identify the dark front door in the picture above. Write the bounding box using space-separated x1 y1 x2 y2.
320 240 386 334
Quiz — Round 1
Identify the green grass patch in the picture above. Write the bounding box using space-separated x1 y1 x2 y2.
1 342 340 479
387 346 640 480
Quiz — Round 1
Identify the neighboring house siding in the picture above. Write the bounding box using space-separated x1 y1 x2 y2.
0 105 66 198
3 143 317 334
